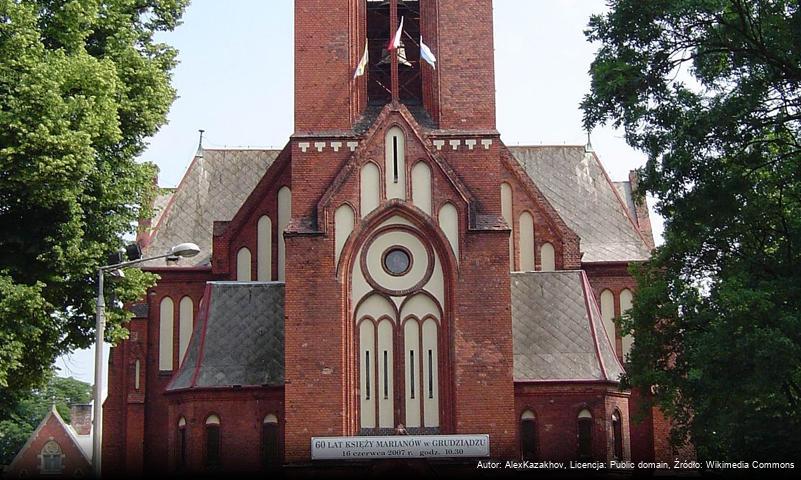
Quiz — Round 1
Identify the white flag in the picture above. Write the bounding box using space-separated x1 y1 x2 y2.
388 16 404 50
420 37 437 69
353 39 369 79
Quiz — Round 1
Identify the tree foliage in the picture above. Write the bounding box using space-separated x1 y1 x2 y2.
0 372 91 465
583 0 801 460
0 0 188 407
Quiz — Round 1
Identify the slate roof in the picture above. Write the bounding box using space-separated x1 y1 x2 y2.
508 146 651 263
511 270 624 383
168 282 285 390
143 149 281 267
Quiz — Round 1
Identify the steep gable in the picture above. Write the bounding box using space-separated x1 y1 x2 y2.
509 146 652 263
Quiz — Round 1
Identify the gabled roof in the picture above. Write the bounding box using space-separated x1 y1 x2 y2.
7 406 92 473
142 149 281 267
168 282 285 391
508 146 651 263
145 144 649 267
511 270 624 383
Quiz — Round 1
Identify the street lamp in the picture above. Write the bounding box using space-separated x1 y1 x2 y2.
92 243 200 476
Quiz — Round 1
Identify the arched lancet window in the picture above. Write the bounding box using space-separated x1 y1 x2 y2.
500 183 513 270
599 289 617 355
359 320 377 429
335 204 355 265
40 440 62 474
262 414 279 468
236 247 252 282
205 414 221 468
519 211 535 271
179 296 194 365
577 408 593 460
540 242 555 271
177 417 187 470
257 216 272 281
520 410 537 460
277 186 292 282
385 127 406 200
159 296 174 371
360 162 380 217
612 410 623 460
620 289 634 359
438 203 459 260
411 161 432 215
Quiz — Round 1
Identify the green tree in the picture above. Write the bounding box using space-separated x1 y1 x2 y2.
0 372 91 465
0 0 188 407
582 0 801 460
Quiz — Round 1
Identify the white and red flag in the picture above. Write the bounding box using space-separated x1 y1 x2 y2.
388 16 405 50
353 39 369 79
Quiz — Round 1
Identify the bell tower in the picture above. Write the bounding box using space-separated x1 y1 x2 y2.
286 0 514 463
294 0 497 133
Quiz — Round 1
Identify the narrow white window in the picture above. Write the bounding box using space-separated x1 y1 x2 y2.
519 212 535 271
159 297 174 371
540 242 555 271
438 203 459 261
501 183 513 270
359 321 376 429
236 247 252 282
277 187 291 281
335 204 355 266
404 319 421 428
620 289 634 358
360 162 381 217
385 127 406 200
422 318 439 428
377 319 394 428
134 359 141 390
257 216 272 281
179 296 194 365
600 290 617 356
411 161 432 215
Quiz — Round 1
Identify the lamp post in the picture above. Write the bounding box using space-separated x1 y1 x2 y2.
92 243 200 477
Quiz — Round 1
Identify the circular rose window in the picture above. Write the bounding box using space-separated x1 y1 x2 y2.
382 247 412 276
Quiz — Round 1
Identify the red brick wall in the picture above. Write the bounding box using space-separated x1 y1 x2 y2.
165 388 284 474
436 0 496 130
294 0 360 133
514 382 630 462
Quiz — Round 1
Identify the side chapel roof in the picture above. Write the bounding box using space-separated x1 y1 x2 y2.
167 282 285 391
511 270 624 382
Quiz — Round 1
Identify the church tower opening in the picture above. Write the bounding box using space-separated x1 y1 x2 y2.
366 0 423 107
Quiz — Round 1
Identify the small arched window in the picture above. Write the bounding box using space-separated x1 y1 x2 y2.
612 410 623 460
177 417 187 470
40 440 63 474
262 414 279 468
577 408 593 460
540 242 556 271
205 414 221 468
520 410 537 460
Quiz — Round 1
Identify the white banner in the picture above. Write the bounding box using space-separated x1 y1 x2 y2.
311 434 490 460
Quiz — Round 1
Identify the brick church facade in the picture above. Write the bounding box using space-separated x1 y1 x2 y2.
103 0 671 475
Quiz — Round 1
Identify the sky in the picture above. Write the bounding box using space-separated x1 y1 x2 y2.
56 0 664 385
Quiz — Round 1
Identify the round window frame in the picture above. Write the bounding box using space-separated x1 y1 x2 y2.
360 225 436 297
381 245 413 277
